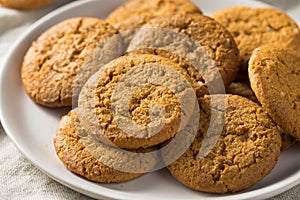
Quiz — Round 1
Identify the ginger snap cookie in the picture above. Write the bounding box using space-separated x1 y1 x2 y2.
54 109 159 182
22 17 119 107
249 45 300 142
226 82 296 150
165 94 281 193
107 0 202 32
0 0 53 10
212 6 300 76
78 54 198 150
127 14 240 93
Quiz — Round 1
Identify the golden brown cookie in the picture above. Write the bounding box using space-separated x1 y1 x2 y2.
107 0 202 32
54 109 159 182
78 54 198 150
128 14 240 93
212 6 300 77
226 82 296 150
249 45 300 142
0 0 53 10
165 94 281 193
22 18 119 107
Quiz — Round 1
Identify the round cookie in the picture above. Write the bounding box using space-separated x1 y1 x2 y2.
226 82 297 151
78 54 198 149
212 6 300 76
128 14 240 93
0 0 53 10
165 94 281 193
54 109 159 182
249 45 300 141
22 18 119 107
107 0 202 32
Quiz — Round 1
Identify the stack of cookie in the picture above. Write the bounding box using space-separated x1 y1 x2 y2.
212 7 300 151
21 0 300 194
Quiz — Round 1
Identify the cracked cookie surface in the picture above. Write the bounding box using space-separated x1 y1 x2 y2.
212 6 300 75
54 109 159 182
107 0 202 32
22 17 118 107
249 45 300 141
226 81 297 151
78 54 197 149
128 14 240 93
166 94 281 193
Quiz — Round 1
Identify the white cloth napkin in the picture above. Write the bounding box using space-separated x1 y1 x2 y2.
0 0 300 199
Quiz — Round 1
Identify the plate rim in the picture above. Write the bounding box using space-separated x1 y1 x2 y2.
1 0 300 199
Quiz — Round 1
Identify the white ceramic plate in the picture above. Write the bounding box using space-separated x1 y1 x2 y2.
1 0 300 199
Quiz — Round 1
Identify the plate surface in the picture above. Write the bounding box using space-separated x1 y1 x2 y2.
1 0 300 199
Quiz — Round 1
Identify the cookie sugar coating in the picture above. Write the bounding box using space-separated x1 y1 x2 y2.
54 109 159 182
249 45 300 141
128 14 240 93
212 6 300 73
22 17 118 107
166 94 281 193
107 0 202 32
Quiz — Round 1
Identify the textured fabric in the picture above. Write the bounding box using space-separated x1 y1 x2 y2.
0 0 299 199
0 126 93 200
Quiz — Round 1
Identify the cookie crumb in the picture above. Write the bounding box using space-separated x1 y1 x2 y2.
225 38 231 48
254 151 259 158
